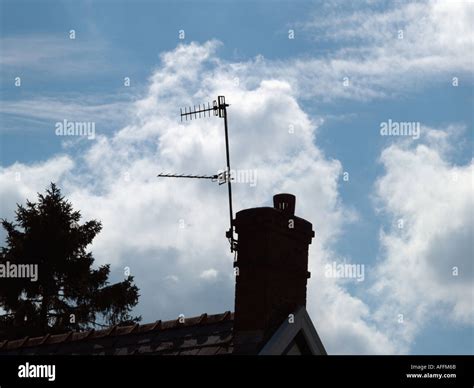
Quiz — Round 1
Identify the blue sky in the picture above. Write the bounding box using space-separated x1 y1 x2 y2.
0 0 473 354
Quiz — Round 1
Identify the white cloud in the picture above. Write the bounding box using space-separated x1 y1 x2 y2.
200 269 218 281
307 241 401 354
0 95 133 134
285 0 474 100
0 35 108 74
164 275 179 283
4 0 472 138
371 126 473 349
0 156 74 223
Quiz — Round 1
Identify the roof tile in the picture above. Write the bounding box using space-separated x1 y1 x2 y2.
197 346 220 355
45 332 71 345
114 324 138 336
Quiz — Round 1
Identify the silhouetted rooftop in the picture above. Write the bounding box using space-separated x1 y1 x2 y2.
0 312 234 355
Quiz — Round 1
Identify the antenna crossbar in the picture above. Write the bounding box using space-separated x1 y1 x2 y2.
180 102 216 121
180 97 229 121
157 172 219 181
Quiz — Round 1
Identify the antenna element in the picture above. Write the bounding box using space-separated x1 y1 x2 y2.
158 96 237 252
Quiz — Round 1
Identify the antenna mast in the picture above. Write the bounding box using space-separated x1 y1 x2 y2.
157 96 237 252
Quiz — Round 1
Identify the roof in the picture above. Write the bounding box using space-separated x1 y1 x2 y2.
259 307 327 355
0 311 234 355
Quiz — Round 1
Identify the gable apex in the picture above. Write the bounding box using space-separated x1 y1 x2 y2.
259 306 327 355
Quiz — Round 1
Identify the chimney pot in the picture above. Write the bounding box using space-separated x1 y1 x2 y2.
273 193 296 215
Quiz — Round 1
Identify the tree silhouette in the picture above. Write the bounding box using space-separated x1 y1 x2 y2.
0 183 140 340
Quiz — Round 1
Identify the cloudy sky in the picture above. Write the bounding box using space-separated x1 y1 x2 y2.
0 0 472 354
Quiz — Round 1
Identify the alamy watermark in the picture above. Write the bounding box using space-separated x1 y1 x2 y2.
380 119 420 140
325 261 365 282
18 362 55 382
55 119 95 140
0 261 38 282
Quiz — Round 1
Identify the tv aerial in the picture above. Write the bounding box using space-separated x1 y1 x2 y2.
157 96 237 253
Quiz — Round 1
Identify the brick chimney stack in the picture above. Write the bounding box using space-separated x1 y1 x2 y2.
233 193 314 354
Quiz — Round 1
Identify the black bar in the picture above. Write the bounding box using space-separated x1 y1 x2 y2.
0 355 471 386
